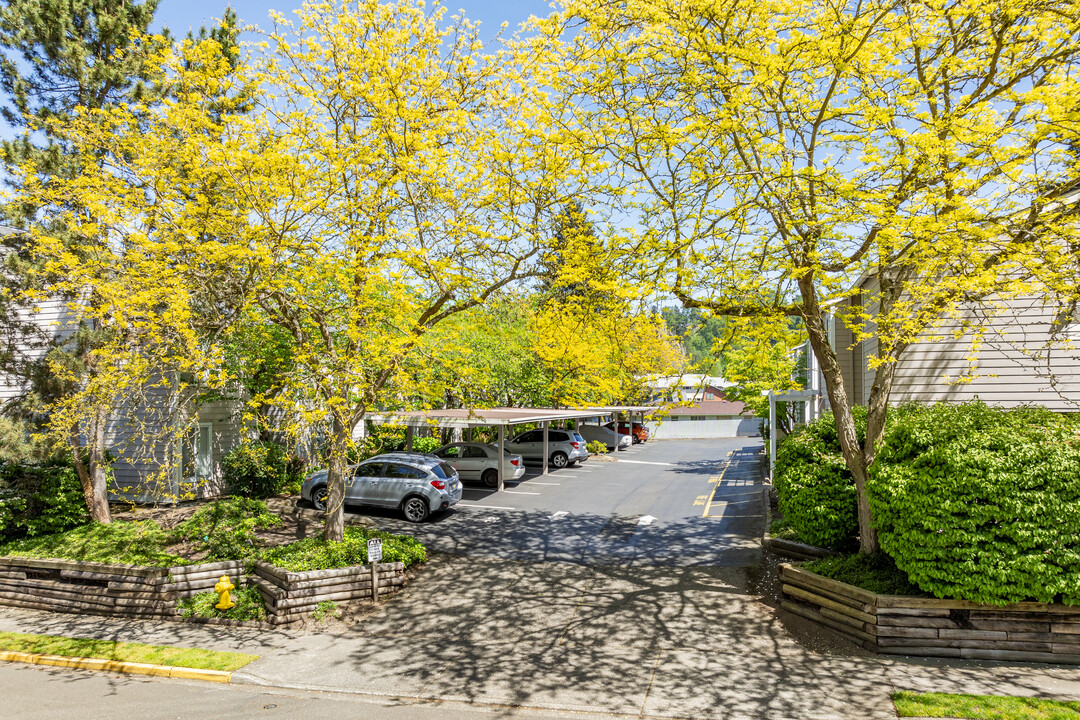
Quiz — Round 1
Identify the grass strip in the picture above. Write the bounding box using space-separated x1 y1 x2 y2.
0 631 257 672
894 691 1080 720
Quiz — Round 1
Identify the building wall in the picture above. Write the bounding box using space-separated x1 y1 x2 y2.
824 289 1080 411
647 416 759 439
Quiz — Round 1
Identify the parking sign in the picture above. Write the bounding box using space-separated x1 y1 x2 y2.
367 538 383 563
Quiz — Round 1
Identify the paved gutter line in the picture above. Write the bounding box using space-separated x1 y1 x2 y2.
0 649 233 683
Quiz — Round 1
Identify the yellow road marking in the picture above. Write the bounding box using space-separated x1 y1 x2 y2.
693 495 708 506
702 456 733 517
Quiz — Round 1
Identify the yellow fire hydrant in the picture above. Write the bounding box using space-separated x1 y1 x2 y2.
214 575 235 610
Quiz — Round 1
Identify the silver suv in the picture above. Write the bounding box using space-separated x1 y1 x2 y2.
505 429 589 469
301 452 462 522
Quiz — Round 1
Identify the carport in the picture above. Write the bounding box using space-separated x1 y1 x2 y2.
584 406 658 444
365 408 615 491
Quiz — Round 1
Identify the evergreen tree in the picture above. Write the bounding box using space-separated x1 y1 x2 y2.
0 0 164 523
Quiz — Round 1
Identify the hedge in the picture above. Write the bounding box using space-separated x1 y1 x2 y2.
772 407 865 551
222 441 293 499
868 402 1080 605
0 462 89 540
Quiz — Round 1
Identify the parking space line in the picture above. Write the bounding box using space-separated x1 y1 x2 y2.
617 460 674 466
456 504 516 510
526 482 561 486
503 490 541 495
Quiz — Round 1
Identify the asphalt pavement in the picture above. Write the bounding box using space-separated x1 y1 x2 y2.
354 438 767 566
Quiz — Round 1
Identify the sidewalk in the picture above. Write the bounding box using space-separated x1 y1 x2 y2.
1 554 1078 720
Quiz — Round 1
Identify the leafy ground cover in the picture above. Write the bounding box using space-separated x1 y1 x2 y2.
894 691 1080 720
0 630 257 672
164 497 282 561
0 520 186 567
261 526 427 572
178 587 267 622
804 553 926 596
0 498 427 574
768 516 801 542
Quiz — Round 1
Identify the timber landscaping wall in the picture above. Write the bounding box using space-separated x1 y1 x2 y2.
169 560 249 599
251 560 406 625
780 563 1080 664
0 556 176 619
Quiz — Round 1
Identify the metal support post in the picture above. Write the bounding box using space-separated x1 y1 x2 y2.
542 421 549 475
497 425 505 491
405 426 414 452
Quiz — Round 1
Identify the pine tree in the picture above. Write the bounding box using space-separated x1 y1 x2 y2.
0 0 164 523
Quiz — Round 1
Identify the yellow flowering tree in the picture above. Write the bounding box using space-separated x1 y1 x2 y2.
544 0 1080 552
255 0 598 539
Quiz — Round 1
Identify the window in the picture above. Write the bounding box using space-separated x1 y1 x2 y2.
179 422 212 485
385 463 426 480
691 416 706 421
433 462 456 479
516 431 540 443
463 446 487 458
355 463 383 478
438 445 462 458
549 431 568 442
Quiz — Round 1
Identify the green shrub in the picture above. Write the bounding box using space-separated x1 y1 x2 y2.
410 436 442 454
586 440 607 454
0 520 185 567
311 600 339 622
260 526 426 572
868 402 1080 605
167 498 282 561
221 441 292 499
178 586 266 622
772 407 866 551
0 463 89 540
804 553 925 596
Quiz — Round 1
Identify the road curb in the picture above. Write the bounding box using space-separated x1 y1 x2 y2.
0 649 233 683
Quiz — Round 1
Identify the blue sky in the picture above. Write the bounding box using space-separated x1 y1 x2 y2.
154 1 558 40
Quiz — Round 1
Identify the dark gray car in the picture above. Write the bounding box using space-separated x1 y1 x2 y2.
301 452 462 522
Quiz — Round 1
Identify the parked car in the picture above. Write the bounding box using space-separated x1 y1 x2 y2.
505 429 589 468
577 423 632 451
301 452 462 522
433 442 525 488
604 421 650 444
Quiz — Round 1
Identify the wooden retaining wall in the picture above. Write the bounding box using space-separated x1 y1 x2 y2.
251 561 406 624
0 556 176 619
168 560 249 599
780 563 1080 664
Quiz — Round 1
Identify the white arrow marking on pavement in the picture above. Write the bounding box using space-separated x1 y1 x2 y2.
550 511 569 520
617 460 674 466
637 515 657 526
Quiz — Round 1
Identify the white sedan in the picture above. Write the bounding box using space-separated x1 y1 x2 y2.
433 442 526 488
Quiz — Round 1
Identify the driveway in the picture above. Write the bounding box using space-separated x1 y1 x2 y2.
354 438 766 567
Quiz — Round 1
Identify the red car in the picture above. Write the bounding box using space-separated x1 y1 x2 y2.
604 421 649 444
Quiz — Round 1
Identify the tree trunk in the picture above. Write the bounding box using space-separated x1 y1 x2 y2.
799 280 879 554
69 410 111 525
323 413 348 542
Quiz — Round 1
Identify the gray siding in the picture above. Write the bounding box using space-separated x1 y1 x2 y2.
0 297 80 403
826 290 1080 411
888 295 1080 410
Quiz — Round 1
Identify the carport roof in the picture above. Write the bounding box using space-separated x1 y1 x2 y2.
584 405 659 414
366 407 614 429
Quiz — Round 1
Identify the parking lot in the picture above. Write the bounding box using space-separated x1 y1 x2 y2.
353 438 766 567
